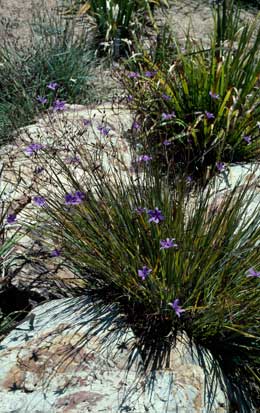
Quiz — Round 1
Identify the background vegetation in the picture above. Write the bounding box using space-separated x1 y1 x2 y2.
120 1 260 183
0 9 96 146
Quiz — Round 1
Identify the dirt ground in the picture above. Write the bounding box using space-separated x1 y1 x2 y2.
0 0 58 43
0 0 258 47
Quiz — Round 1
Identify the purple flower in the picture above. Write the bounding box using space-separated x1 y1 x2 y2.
6 214 17 224
50 249 61 257
163 140 171 146
83 119 91 126
216 161 225 172
97 126 110 136
132 121 140 130
135 207 146 215
127 95 133 102
65 191 85 205
33 196 46 207
47 82 59 90
160 238 178 249
187 175 193 183
243 135 251 144
209 91 220 100
205 110 215 119
205 111 215 119
36 96 47 104
52 99 66 111
162 112 176 121
128 72 140 78
75 191 85 201
144 70 157 78
66 156 80 164
34 166 44 174
138 154 152 163
246 268 260 278
24 143 44 156
169 299 185 318
138 266 152 281
162 93 171 100
148 207 165 224
209 1 223 7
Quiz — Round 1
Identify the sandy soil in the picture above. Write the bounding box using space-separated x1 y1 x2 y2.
0 0 258 47
0 0 58 44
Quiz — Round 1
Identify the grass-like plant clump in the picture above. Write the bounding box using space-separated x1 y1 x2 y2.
119 1 260 182
62 0 168 57
0 8 95 146
29 141 260 409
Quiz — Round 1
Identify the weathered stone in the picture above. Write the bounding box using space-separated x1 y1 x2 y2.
0 298 229 412
209 162 260 223
0 103 135 201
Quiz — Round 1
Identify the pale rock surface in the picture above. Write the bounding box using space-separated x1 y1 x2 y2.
209 162 260 222
0 297 228 413
0 103 135 201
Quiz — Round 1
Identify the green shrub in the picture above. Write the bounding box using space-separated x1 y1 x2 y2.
31 143 260 408
62 0 168 57
119 2 260 183
0 8 95 146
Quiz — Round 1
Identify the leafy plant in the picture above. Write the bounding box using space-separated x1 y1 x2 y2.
119 2 260 183
31 142 260 409
61 0 169 57
213 0 242 47
0 7 96 146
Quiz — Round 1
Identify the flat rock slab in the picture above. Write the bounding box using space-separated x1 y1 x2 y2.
0 103 134 200
0 298 228 413
210 163 260 222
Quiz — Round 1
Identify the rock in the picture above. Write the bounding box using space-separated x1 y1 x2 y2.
0 297 229 412
209 162 260 223
155 0 258 45
0 103 135 201
214 163 260 191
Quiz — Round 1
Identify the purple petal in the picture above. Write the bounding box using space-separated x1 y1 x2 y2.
216 162 225 172
50 249 61 257
162 93 171 101
162 112 176 121
138 266 152 280
163 140 171 146
135 207 146 215
205 111 215 119
209 91 220 100
128 72 140 78
169 299 185 317
246 267 260 278
160 238 177 249
6 214 17 224
52 100 66 111
138 155 152 163
243 135 251 144
36 96 47 104
33 196 46 207
47 82 59 90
